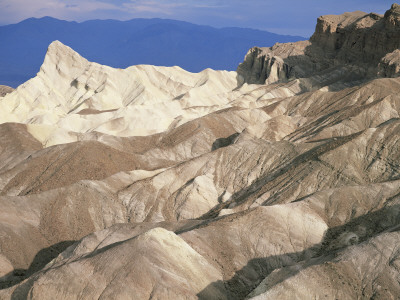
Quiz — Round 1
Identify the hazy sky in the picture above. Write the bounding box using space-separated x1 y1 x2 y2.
0 0 395 37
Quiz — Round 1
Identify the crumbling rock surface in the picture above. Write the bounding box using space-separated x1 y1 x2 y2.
237 4 400 88
1 4 400 300
0 86 13 97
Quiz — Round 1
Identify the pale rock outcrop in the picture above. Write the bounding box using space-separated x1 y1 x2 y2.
2 4 400 300
0 41 238 145
8 228 227 300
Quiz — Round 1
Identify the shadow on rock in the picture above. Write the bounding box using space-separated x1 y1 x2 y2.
0 240 75 290
197 204 400 299
212 133 240 151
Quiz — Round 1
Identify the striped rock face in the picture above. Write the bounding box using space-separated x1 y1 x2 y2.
1 5 400 300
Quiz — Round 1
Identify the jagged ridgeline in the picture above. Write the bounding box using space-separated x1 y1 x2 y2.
0 18 304 88
1 4 400 300
238 4 400 87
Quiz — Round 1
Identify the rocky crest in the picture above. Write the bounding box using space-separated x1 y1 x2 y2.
237 4 400 88
0 86 13 97
1 4 400 300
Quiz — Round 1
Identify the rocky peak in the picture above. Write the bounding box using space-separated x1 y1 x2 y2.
39 40 89 85
3 5 400 299
310 11 381 54
385 3 400 28
237 4 400 88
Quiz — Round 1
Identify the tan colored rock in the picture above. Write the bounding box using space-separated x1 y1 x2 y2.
378 49 400 77
237 4 400 87
2 4 400 299
0 86 13 97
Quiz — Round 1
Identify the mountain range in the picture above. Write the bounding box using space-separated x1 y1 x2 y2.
0 17 303 88
1 3 400 300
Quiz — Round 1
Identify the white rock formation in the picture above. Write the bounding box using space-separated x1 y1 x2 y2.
0 41 238 145
2 4 400 300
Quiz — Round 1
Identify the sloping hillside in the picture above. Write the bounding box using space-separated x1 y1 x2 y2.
1 4 400 300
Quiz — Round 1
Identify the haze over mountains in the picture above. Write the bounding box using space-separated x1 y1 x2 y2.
1 3 400 300
0 17 303 88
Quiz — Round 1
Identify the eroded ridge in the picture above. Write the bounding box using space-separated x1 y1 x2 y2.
1 4 400 300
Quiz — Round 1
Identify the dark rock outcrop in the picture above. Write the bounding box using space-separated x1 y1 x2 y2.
0 86 13 97
237 4 400 87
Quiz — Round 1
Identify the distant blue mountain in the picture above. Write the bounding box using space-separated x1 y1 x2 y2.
0 17 304 87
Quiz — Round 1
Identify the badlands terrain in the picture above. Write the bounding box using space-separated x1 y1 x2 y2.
0 17 303 88
1 3 400 300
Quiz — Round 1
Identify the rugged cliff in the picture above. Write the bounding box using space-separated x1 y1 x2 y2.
237 4 400 88
1 4 400 300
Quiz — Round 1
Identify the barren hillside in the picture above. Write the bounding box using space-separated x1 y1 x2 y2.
1 4 400 300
